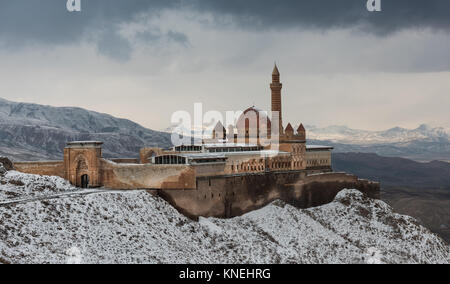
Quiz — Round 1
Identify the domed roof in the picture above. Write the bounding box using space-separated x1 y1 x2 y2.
236 106 272 136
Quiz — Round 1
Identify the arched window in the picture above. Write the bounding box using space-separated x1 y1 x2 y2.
77 158 88 171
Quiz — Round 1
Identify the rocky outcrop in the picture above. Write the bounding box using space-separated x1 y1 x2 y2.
0 157 14 171
0 157 14 176
0 164 6 176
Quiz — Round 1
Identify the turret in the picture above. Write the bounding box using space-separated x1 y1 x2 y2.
297 123 306 140
272 64 280 83
212 121 226 140
285 123 294 137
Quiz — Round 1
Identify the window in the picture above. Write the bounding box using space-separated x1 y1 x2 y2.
155 155 186 165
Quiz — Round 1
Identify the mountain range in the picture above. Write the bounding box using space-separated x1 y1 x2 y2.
307 124 450 144
307 124 450 162
0 97 171 161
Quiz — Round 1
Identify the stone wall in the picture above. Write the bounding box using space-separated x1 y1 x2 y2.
158 171 380 219
14 161 65 178
110 158 139 164
100 159 196 190
12 151 380 220
306 149 332 169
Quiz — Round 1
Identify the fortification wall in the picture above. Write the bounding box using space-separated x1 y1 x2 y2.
100 159 196 190
13 161 65 178
194 163 228 177
110 158 139 164
158 171 380 219
285 173 380 208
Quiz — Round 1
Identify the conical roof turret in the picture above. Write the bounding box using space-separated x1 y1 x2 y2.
272 63 280 76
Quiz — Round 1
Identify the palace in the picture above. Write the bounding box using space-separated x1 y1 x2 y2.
14 65 379 218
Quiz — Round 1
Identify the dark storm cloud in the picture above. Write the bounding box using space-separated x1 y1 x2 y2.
0 0 182 58
0 0 449 59
0 0 179 44
192 0 450 34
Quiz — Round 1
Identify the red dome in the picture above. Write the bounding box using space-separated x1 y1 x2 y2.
236 107 271 138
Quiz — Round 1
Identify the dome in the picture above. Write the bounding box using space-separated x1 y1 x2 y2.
236 107 272 138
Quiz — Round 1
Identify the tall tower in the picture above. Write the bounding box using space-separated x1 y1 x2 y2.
270 64 283 135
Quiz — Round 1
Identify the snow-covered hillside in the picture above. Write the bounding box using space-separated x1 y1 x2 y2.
0 97 171 161
0 171 448 264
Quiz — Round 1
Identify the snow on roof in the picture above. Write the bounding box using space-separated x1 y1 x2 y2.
180 150 289 158
180 153 227 159
306 145 334 150
203 143 260 148
66 141 103 147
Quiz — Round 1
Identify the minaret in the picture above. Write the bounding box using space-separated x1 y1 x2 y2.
270 64 283 135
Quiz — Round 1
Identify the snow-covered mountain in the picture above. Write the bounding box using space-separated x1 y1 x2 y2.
306 124 450 162
0 169 448 264
0 97 171 161
307 124 450 145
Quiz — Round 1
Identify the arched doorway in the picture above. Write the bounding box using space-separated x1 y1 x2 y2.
81 174 89 188
75 156 89 188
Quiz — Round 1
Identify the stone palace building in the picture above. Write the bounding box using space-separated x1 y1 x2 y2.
14 65 379 218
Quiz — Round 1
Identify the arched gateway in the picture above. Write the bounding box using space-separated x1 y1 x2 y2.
64 141 103 188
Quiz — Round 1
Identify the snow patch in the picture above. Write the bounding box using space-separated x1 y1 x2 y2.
0 171 77 202
199 217 223 235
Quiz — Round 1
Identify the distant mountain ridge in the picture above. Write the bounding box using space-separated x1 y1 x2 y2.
0 97 171 161
307 124 450 162
307 124 449 144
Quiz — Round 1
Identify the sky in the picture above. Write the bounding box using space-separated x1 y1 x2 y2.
0 0 449 131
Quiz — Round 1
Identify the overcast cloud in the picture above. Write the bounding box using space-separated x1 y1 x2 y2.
0 0 449 130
